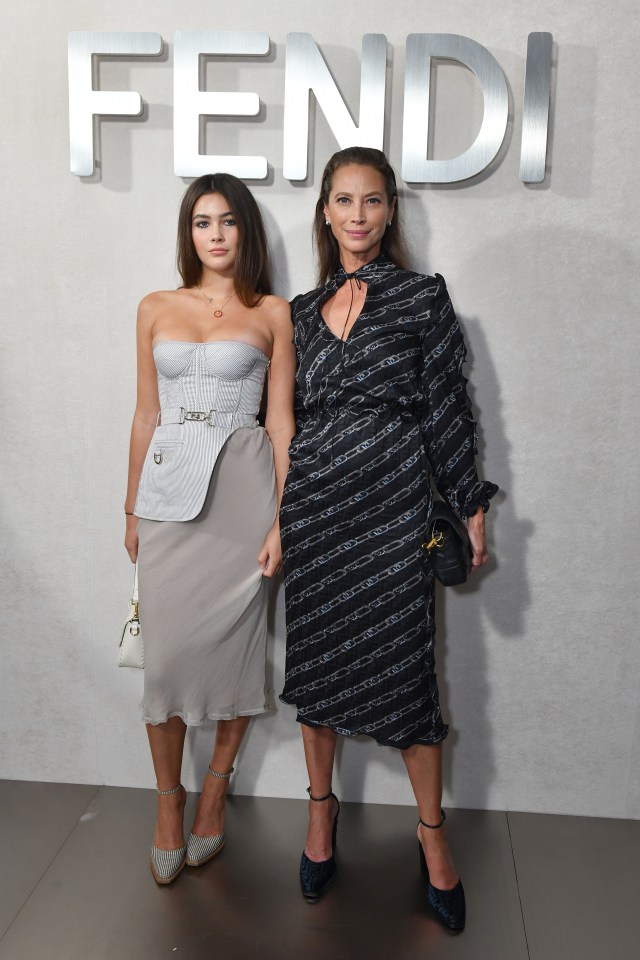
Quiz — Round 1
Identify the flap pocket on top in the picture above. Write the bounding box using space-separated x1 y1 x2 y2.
151 438 185 465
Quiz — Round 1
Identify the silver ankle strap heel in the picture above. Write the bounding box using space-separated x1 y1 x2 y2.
186 767 233 867
149 784 187 885
207 766 234 780
157 783 183 796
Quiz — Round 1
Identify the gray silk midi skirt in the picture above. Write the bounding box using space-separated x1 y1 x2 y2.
137 425 276 726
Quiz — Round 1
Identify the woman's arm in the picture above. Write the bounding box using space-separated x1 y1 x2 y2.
258 297 297 577
420 276 498 521
124 296 161 562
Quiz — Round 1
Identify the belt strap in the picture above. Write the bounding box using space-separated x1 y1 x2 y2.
159 407 257 428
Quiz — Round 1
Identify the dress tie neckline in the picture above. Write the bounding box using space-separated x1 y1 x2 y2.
324 253 398 295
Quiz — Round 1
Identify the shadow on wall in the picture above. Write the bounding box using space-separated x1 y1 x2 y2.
439 314 532 811
262 206 292 299
81 49 170 192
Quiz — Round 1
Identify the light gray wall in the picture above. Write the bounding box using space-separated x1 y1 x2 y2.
1 0 639 818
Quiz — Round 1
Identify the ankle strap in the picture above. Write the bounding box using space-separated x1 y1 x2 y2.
208 766 234 780
418 809 446 830
157 783 182 796
307 786 333 802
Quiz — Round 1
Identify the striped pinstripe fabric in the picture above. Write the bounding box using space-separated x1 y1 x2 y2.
134 340 270 521
280 256 498 749
150 844 187 882
186 831 224 866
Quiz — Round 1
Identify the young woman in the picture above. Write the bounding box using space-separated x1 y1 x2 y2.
279 148 498 930
124 173 295 884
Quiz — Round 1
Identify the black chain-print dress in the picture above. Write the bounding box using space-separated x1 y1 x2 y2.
279 255 498 749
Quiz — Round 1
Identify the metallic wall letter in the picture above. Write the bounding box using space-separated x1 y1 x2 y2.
283 32 387 181
173 31 269 179
68 32 162 177
402 34 508 183
519 33 553 183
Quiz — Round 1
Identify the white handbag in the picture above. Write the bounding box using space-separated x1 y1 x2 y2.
118 565 144 668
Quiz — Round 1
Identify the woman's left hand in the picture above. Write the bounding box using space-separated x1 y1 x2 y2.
258 521 283 578
467 507 489 571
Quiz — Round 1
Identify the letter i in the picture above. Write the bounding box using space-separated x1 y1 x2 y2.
519 32 553 183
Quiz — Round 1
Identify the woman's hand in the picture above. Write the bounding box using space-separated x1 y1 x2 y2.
466 506 489 571
258 521 283 578
124 515 139 563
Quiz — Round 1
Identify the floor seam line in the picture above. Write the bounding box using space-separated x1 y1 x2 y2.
0 784 103 947
507 811 532 960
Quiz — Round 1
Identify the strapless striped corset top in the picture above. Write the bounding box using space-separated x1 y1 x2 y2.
134 340 270 522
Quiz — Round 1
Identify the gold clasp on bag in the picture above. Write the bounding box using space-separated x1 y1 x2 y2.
129 600 140 635
422 532 445 553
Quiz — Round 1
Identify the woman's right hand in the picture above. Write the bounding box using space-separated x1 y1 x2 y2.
124 515 139 563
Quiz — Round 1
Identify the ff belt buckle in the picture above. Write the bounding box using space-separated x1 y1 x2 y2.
184 410 209 422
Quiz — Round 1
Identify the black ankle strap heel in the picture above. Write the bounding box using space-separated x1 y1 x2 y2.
300 786 340 902
417 809 465 932
307 787 334 802
418 809 446 830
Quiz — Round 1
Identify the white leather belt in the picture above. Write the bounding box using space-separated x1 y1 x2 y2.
159 407 257 429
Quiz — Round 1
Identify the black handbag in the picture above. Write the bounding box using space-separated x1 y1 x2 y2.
422 501 471 586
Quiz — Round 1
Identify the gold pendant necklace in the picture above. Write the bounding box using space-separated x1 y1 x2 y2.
199 286 236 318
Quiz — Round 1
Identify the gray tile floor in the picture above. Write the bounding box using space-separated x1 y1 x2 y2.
0 781 638 960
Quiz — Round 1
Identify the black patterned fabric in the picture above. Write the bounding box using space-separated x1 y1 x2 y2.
279 255 498 749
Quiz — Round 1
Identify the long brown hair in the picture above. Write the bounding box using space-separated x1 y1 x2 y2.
176 173 272 306
313 147 409 285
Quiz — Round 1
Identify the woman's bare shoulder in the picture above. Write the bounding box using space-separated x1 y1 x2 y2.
257 293 289 310
258 294 291 322
138 288 190 311
137 288 195 325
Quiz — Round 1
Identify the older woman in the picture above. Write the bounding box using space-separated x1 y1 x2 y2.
279 147 497 930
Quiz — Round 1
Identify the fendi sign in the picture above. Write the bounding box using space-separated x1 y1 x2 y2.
68 31 552 184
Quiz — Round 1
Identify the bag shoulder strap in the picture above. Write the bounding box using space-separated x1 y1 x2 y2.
429 500 469 543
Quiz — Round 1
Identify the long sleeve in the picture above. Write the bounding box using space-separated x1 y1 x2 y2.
420 275 498 518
